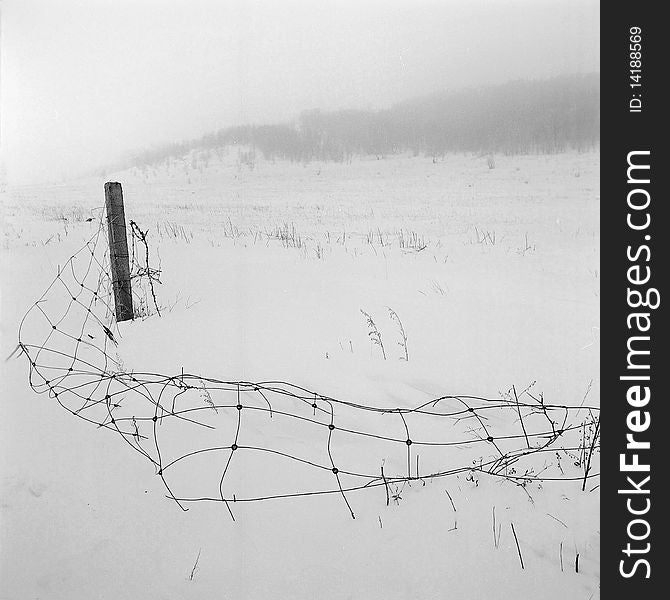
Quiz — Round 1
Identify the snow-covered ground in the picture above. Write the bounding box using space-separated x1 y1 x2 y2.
1 151 599 599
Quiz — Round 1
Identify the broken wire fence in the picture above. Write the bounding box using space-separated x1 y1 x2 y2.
17 212 600 520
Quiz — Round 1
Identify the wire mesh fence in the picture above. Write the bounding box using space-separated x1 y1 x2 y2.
17 211 600 520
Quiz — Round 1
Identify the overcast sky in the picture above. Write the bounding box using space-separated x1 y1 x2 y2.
0 0 599 184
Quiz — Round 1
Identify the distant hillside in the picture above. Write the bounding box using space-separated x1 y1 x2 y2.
119 73 599 170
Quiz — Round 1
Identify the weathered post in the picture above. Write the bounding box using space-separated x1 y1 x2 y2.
104 182 134 322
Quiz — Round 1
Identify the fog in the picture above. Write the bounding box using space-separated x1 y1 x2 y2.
0 0 598 184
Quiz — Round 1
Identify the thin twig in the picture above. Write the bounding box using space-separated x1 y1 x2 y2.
511 522 524 569
581 416 600 491
189 548 202 581
546 513 568 528
513 385 530 449
381 465 390 507
445 489 457 512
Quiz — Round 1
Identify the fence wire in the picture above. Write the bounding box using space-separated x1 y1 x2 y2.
17 212 600 519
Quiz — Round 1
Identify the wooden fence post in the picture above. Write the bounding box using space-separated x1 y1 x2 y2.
104 182 134 322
